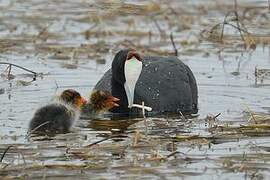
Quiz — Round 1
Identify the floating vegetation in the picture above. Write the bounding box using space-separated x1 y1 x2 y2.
255 67 270 85
201 10 256 51
1 110 269 178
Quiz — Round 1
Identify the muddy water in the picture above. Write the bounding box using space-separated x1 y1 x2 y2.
0 0 270 179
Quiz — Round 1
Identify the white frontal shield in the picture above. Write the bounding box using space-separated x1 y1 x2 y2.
124 57 142 108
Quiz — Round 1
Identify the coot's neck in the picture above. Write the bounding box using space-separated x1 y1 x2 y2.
55 101 80 123
81 102 99 117
110 78 130 114
56 99 78 111
109 49 131 114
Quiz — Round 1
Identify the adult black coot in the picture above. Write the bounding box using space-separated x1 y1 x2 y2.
28 89 119 135
94 49 198 116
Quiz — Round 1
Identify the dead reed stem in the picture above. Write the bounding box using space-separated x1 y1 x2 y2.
170 32 178 56
0 62 38 80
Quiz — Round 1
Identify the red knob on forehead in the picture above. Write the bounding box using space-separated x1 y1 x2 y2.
127 50 142 61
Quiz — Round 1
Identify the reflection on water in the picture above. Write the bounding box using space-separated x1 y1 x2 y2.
86 119 140 132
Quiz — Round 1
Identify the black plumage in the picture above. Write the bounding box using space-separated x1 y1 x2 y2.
29 104 76 134
28 89 83 135
94 49 198 116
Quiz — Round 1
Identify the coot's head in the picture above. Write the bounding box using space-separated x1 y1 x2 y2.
60 89 87 108
90 90 119 112
112 48 142 108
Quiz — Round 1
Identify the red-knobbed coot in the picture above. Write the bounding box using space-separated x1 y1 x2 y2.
94 49 198 116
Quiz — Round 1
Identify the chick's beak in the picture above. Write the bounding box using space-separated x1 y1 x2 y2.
81 98 87 105
80 97 87 106
106 96 120 109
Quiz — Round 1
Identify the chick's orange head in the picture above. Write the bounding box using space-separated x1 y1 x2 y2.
60 89 86 108
90 90 119 111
